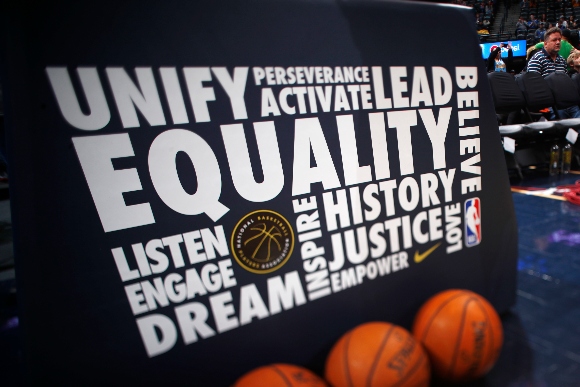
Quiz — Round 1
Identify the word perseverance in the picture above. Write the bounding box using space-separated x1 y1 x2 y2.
45 65 468 128
252 66 370 85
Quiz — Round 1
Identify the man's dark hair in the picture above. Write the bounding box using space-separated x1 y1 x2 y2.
563 28 571 40
544 26 562 42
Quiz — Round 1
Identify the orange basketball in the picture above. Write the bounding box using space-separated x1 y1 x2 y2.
412 289 503 382
234 363 328 387
325 322 430 387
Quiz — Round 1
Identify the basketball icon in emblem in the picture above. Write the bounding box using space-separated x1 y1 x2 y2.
231 210 295 274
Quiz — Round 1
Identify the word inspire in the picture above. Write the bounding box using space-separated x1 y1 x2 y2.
46 64 483 358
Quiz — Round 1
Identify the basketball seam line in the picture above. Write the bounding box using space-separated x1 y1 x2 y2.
448 297 473 379
473 298 496 375
420 292 466 342
272 364 293 387
391 350 427 387
366 324 395 387
344 331 354 387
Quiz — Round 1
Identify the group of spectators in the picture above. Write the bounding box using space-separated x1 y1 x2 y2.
489 26 580 118
476 12 494 30
520 0 580 10
449 0 497 30
516 13 579 40
481 0 580 120
452 0 496 13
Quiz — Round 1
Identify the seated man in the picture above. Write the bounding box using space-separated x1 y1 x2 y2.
516 16 528 34
535 22 546 41
528 14 539 29
527 28 574 70
528 27 580 119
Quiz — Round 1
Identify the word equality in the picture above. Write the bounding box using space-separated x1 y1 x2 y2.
47 66 480 232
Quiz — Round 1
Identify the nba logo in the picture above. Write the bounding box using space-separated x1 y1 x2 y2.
465 197 481 247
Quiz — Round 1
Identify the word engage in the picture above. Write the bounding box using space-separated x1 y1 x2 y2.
46 63 483 358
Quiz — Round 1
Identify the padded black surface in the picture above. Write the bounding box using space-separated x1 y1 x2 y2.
545 72 580 109
487 72 527 113
515 71 555 111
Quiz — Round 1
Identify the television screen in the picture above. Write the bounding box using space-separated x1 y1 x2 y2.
480 40 527 59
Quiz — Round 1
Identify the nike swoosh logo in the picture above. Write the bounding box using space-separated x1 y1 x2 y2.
414 242 442 263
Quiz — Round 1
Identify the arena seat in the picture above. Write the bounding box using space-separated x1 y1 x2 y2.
487 72 528 137
515 71 555 113
487 72 531 178
487 72 528 118
487 71 567 176
514 71 563 136
571 72 580 92
544 72 580 129
545 72 580 108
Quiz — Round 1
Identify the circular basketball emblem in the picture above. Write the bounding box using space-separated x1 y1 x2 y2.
231 210 295 274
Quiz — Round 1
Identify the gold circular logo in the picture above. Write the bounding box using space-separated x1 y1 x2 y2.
231 210 294 274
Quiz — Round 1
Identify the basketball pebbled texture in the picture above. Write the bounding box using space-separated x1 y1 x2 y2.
412 289 504 382
325 321 430 387
234 363 328 387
